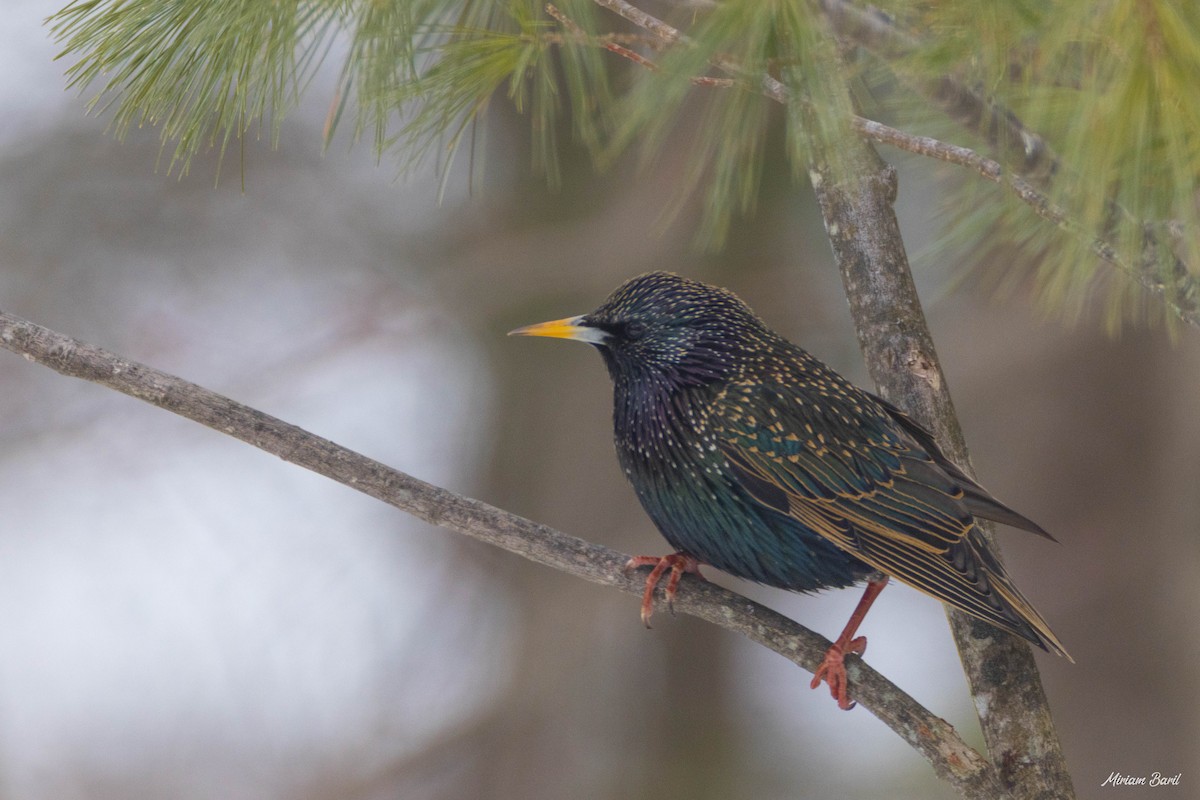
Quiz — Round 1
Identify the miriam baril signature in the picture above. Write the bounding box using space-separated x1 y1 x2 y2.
1101 771 1182 788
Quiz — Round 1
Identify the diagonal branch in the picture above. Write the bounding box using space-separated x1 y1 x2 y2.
0 308 1005 798
852 117 1133 285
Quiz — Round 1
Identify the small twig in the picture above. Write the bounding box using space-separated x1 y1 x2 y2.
0 309 1006 799
851 117 1129 275
590 0 684 45
603 40 659 71
546 3 732 86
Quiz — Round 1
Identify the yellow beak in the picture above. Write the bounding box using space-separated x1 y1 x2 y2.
508 315 609 344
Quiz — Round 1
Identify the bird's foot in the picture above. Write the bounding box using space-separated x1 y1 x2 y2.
623 552 703 627
810 635 868 711
810 577 887 710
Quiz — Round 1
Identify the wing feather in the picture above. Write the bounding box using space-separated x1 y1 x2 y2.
715 381 1070 658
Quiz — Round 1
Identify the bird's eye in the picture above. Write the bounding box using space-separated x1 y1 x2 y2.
625 321 647 340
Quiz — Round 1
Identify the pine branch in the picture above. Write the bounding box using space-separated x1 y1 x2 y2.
589 0 1200 329
814 0 1057 181
850 118 1147 306
813 0 1200 328
0 308 1007 799
49 0 1198 326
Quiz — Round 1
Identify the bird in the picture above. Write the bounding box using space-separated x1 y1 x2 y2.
510 271 1070 709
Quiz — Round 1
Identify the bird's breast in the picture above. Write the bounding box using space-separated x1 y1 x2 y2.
610 378 870 592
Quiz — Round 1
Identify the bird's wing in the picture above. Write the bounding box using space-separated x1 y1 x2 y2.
712 382 1069 657
866 393 1056 540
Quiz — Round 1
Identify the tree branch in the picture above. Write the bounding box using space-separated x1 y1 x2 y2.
851 117 1134 283
801 62 1077 800
0 308 1006 798
807 147 1075 800
588 2 1075 797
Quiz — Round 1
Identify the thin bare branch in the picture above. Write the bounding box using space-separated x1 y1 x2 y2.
0 308 1005 799
546 3 732 85
851 117 1129 277
547 0 645 65
590 0 684 45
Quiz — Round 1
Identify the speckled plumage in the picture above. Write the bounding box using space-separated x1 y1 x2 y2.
512 272 1068 661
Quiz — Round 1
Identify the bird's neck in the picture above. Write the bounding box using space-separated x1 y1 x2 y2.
611 370 718 467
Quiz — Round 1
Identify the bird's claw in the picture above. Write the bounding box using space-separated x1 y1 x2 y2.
624 552 703 627
810 635 868 710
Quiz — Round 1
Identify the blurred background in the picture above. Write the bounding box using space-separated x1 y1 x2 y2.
2 2 1198 798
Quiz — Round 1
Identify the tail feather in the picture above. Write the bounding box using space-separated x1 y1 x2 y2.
962 486 1058 541
991 573 1073 661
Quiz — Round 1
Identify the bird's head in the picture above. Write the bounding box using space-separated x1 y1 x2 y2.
509 272 770 387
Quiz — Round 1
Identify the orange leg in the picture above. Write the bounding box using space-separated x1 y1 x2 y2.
811 577 889 710
624 552 704 627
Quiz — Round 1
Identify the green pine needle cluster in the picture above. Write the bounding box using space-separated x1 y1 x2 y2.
48 0 850 227
47 0 1200 329
605 0 855 246
875 0 1200 328
52 0 338 173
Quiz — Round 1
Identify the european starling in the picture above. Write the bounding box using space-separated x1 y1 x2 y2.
511 271 1070 709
